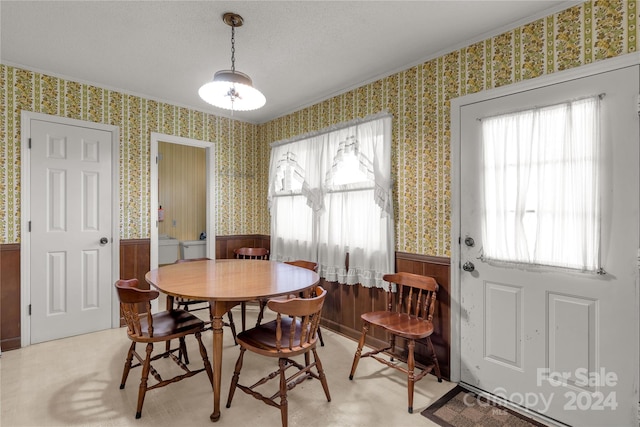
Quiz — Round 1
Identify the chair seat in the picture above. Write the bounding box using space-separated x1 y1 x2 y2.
361 311 433 340
236 317 313 357
137 309 205 341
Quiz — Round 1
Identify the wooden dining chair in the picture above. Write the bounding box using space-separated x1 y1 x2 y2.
173 258 238 345
348 272 442 414
284 260 324 346
115 278 214 419
226 286 331 427
233 247 270 330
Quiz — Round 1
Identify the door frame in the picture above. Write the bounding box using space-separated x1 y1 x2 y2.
20 111 121 347
450 52 640 384
149 132 216 271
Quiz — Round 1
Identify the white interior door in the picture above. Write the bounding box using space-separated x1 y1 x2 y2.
29 119 113 344
459 65 639 426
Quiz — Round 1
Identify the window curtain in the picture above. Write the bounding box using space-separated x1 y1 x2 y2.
481 96 601 271
268 113 394 289
268 138 319 263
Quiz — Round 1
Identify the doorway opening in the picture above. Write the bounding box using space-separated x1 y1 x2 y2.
150 133 216 272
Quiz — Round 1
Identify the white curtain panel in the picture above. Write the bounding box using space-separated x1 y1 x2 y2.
481 96 601 271
268 113 394 289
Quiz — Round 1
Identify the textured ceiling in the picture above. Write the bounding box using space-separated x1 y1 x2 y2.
1 1 576 124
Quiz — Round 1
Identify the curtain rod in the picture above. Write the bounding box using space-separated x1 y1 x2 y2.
270 111 392 148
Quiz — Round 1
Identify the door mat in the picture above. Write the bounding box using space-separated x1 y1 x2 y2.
421 386 547 427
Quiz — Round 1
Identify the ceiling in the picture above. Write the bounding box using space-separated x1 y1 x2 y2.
1 1 576 124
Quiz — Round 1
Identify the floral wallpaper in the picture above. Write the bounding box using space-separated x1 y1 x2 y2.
259 0 638 257
0 66 267 243
0 0 638 258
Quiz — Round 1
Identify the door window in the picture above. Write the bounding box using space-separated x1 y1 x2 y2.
481 96 601 272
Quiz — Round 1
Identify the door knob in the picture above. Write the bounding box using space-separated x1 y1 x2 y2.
464 237 475 247
462 261 475 272
99 237 109 245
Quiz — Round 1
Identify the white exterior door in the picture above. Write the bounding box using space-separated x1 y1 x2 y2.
458 65 638 426
29 119 113 344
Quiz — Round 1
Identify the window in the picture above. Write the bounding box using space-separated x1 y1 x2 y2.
481 96 601 272
268 114 394 289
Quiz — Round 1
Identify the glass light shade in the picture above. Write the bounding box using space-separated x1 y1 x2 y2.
198 70 266 111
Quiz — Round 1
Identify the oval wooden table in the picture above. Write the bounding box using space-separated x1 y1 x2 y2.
145 258 319 422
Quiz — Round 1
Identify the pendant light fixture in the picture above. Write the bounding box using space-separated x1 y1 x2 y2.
198 13 266 111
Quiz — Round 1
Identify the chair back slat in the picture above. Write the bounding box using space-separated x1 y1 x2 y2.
234 247 269 260
416 288 424 317
121 301 143 336
274 313 283 351
301 315 312 345
115 279 159 338
289 317 298 349
383 272 438 320
268 286 326 350
309 309 322 342
427 288 437 322
407 286 414 316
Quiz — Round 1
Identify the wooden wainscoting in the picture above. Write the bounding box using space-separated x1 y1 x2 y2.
1 244 21 351
321 252 451 380
119 239 151 290
120 239 151 324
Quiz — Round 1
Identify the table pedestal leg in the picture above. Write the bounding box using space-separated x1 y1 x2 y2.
209 302 226 422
